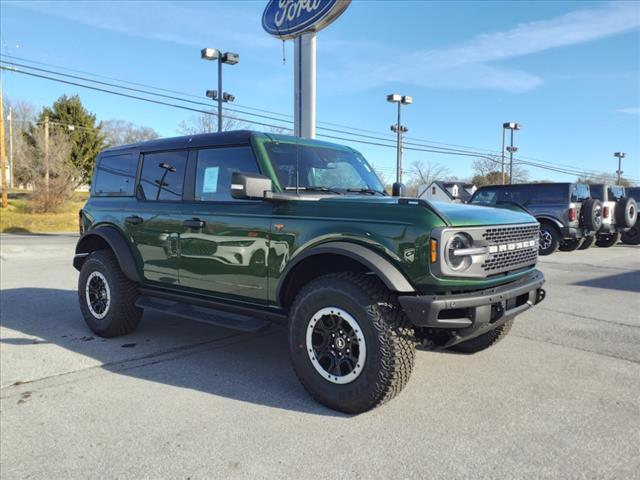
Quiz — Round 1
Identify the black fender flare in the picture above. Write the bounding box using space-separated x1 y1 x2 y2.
276 241 415 304
535 215 564 231
73 226 142 283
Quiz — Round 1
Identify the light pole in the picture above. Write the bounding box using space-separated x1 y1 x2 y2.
502 122 521 184
614 152 625 185
387 94 412 184
201 48 239 133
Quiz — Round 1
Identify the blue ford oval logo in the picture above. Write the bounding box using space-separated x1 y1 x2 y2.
262 0 351 40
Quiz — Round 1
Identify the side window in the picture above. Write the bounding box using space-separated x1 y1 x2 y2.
93 153 138 196
609 186 624 200
503 187 530 205
195 146 260 201
139 150 188 201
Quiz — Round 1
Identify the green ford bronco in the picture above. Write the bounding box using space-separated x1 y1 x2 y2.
74 130 545 413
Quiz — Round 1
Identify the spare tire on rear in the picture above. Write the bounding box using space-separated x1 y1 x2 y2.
615 196 637 228
581 198 603 232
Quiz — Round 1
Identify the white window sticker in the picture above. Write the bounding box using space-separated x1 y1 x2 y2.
202 167 219 193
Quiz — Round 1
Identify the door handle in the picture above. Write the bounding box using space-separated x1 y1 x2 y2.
183 218 205 229
125 215 144 225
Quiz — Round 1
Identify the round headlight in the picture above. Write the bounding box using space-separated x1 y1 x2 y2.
446 233 473 271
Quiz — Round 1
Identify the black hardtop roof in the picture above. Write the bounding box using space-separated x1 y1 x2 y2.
475 182 577 189
101 130 258 154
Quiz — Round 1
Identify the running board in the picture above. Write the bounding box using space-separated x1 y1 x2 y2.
135 295 271 333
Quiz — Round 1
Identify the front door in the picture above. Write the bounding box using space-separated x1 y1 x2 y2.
178 145 272 303
125 149 189 286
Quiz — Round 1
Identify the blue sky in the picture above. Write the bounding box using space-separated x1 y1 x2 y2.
1 0 639 183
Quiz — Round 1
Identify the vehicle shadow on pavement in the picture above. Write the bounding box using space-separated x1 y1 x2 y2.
573 270 640 293
0 288 348 417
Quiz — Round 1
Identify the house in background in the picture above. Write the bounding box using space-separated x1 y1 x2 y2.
417 181 477 203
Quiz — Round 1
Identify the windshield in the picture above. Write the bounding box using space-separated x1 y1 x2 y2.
470 188 499 206
264 142 385 194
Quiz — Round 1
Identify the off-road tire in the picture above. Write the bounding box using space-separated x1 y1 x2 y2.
538 223 560 256
578 235 595 250
78 250 142 337
559 238 584 252
582 198 603 232
596 232 621 248
621 223 640 245
288 272 415 414
449 318 514 354
615 197 638 229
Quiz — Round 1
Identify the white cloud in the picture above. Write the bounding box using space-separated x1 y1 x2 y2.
617 107 640 115
9 1 272 50
322 1 640 93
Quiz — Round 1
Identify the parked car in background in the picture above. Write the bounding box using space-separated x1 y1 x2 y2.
621 186 640 245
469 183 602 256
587 184 637 248
72 131 547 414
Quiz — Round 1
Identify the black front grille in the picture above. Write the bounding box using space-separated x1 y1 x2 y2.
482 224 540 244
482 247 538 272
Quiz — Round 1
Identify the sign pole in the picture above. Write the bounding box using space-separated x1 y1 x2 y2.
294 32 316 139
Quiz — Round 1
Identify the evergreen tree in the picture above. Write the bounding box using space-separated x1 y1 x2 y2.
38 95 106 182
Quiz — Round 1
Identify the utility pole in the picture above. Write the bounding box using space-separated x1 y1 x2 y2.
8 106 13 188
0 83 8 208
44 115 49 196
500 127 506 184
614 152 626 185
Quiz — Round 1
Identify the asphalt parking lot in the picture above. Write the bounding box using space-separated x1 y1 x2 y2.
1 233 639 479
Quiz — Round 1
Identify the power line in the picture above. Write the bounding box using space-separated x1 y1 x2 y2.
2 63 636 182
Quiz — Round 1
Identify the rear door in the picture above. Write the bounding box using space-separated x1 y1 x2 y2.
178 145 272 303
124 149 189 286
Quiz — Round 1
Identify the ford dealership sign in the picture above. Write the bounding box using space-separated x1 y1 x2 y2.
262 0 351 40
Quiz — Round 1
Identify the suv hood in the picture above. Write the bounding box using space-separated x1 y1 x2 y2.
320 196 537 227
430 200 536 227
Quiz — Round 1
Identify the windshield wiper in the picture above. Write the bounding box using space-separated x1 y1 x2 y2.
346 188 387 196
285 186 343 194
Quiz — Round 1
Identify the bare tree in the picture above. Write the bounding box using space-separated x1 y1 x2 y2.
5 98 38 187
177 110 246 135
405 160 451 195
102 119 159 146
576 171 631 187
25 127 77 212
472 156 529 186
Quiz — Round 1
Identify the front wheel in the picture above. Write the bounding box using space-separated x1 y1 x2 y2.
449 318 514 354
596 232 621 248
288 273 415 414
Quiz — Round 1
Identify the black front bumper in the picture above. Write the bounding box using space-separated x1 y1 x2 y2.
399 271 545 346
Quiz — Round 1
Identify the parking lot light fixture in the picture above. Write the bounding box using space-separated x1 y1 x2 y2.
201 48 239 132
387 93 412 186
502 122 521 184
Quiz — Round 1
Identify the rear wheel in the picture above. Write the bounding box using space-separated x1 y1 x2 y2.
578 235 595 250
621 223 640 245
449 319 514 354
596 232 621 248
288 272 415 414
78 250 142 337
559 238 584 252
538 224 560 256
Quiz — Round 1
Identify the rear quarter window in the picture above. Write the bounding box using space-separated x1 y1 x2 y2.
571 184 590 202
93 152 138 196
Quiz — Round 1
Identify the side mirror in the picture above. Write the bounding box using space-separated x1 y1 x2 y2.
392 182 405 197
230 172 273 200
